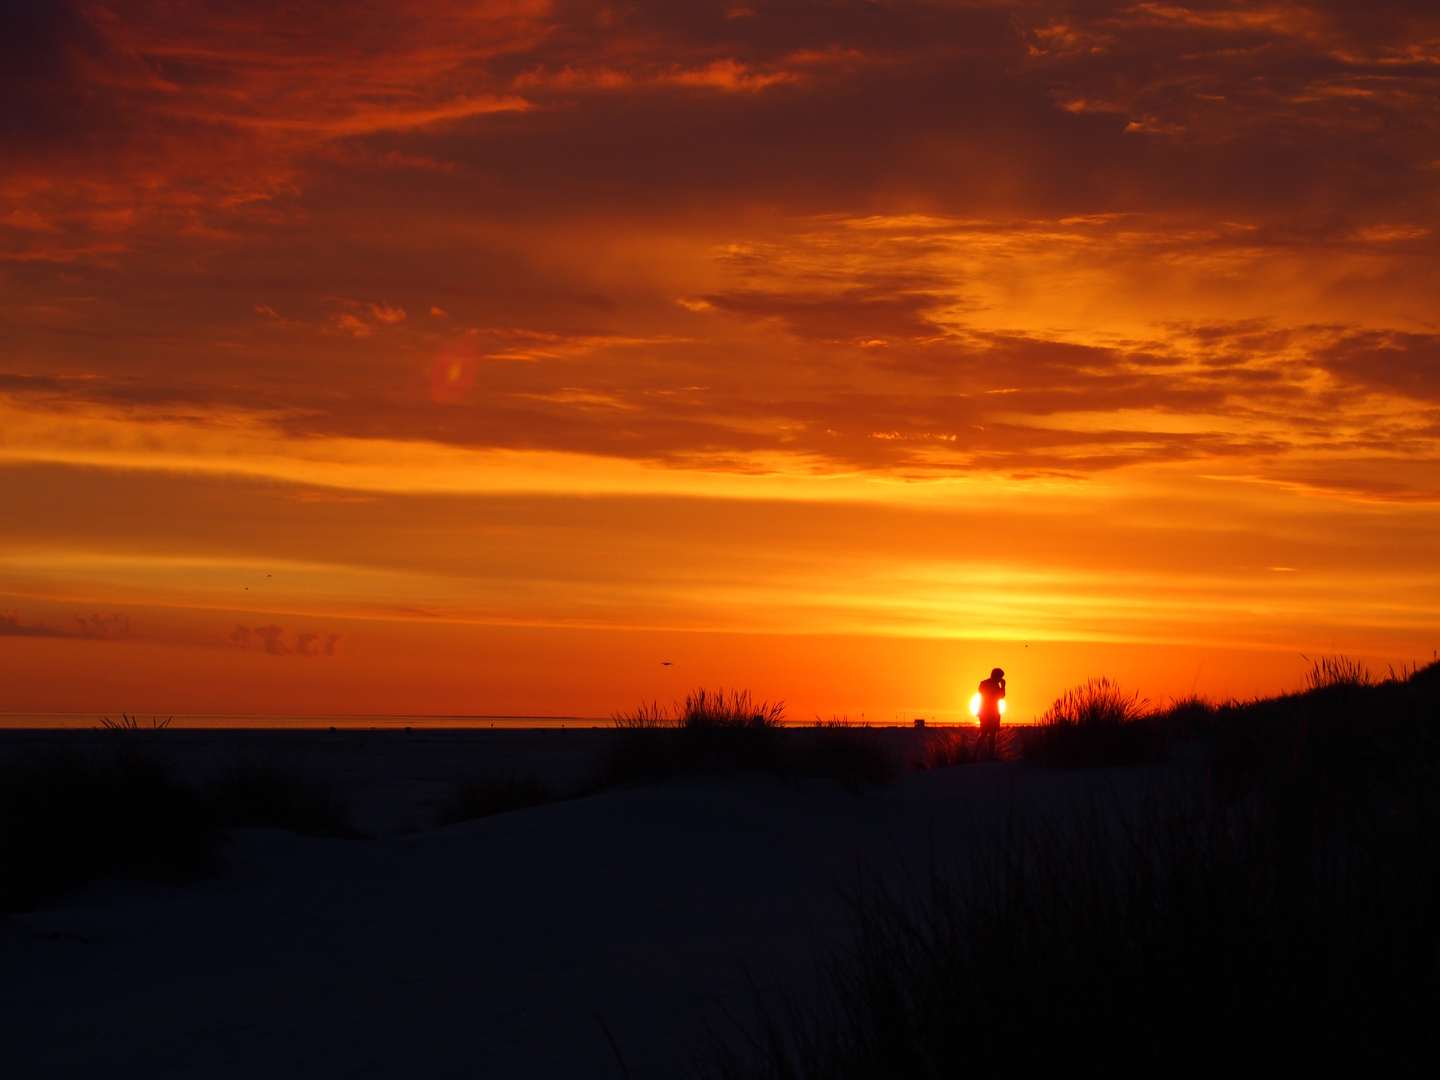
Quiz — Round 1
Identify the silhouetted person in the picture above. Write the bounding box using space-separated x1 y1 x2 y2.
976 667 1006 760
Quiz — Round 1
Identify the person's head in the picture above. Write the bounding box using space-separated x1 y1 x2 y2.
991 668 1005 679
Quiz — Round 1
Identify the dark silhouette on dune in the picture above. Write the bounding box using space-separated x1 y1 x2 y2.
0 743 362 913
701 657 1440 1078
438 768 559 826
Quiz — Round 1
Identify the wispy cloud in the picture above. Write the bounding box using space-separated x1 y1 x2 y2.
230 622 341 657
0 609 68 638
1 607 133 639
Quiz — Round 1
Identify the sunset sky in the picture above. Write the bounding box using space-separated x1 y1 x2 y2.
2 0 1438 722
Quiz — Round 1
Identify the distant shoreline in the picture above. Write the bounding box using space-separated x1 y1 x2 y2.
0 713 987 731
0 713 596 731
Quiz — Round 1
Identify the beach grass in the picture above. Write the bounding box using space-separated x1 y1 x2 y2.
912 726 1022 768
0 746 221 914
437 769 560 825
699 659 1440 1077
787 722 895 791
606 689 893 788
206 760 363 838
1 743 362 913
1022 675 1155 767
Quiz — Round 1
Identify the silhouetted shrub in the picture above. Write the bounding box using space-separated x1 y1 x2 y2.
438 769 558 825
206 761 362 838
1024 676 1155 767
0 748 221 913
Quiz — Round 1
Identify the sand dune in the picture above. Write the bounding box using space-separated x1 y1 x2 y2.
1 734 1183 1078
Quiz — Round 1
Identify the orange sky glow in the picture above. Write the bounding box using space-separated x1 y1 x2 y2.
3 0 1438 722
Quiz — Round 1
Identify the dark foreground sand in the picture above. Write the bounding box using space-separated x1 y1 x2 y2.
0 730 1195 1079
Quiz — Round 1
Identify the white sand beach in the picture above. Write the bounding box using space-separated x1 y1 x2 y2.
0 731 1192 1079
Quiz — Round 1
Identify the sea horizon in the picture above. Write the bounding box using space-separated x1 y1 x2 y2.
0 712 967 730
0 712 601 731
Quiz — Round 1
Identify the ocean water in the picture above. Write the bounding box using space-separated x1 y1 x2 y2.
0 712 603 730
0 712 938 730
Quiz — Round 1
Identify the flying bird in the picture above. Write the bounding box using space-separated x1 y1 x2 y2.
660 661 672 666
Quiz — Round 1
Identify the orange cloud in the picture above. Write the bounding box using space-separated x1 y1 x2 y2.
3 1 1439 716
369 303 407 323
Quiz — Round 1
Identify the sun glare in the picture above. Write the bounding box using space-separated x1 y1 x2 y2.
969 693 1006 717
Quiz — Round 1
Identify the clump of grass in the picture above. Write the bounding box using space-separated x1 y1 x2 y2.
1152 693 1217 742
914 726 977 769
612 687 785 731
0 748 221 914
606 690 892 789
688 687 788 728
1044 676 1149 726
912 726 1020 769
437 769 558 825
1304 653 1373 690
606 688 786 783
205 761 362 838
0 743 366 913
789 722 895 791
1024 676 1155 767
674 688 787 772
98 713 172 732
97 711 173 737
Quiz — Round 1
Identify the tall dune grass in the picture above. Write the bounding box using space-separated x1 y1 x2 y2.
1024 676 1155 767
0 747 220 913
789 722 895 791
1304 653 1373 690
207 761 362 838
606 690 892 787
912 726 1019 768
437 769 559 825
1 742 362 913
700 660 1440 1077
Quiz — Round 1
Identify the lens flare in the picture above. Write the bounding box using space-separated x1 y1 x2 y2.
429 339 480 403
970 693 981 716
